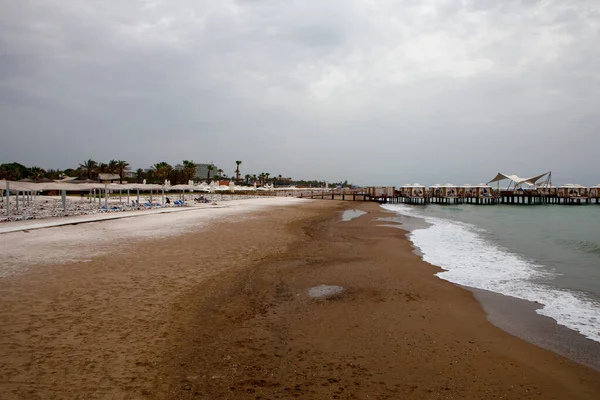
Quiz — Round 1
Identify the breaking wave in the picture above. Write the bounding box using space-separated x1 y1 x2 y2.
382 204 600 343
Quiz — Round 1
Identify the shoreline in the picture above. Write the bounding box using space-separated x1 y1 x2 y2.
376 204 600 372
1 199 599 398
468 286 600 372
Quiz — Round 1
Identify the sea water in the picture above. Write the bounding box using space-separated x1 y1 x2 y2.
382 204 600 343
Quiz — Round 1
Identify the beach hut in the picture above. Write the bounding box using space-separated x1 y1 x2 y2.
589 185 600 198
558 184 587 198
397 184 425 203
459 184 475 198
475 183 493 198
428 183 459 204
429 184 442 197
408 184 423 198
441 183 458 198
365 187 394 198
536 184 557 196
98 173 120 183
397 184 411 197
429 184 458 197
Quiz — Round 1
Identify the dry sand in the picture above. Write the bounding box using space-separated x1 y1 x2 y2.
0 199 599 399
0 197 304 276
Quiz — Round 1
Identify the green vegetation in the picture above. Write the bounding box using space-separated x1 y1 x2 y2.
0 162 38 181
235 160 242 182
1 160 354 188
152 162 172 184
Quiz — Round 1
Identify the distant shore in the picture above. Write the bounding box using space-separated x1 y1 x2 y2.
0 199 598 399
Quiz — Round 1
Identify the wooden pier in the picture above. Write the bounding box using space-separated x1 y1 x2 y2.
298 188 600 206
298 190 402 204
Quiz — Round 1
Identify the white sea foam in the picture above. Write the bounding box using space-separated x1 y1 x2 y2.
382 204 600 343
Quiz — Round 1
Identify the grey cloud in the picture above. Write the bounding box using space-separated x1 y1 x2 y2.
0 0 599 185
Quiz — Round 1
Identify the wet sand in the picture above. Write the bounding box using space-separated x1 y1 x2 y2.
374 209 600 372
0 200 599 399
470 287 600 372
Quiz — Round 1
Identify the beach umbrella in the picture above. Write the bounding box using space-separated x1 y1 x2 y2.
1 180 41 191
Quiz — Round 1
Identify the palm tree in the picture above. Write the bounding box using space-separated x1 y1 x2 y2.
206 164 214 182
217 169 224 180
136 168 144 183
182 160 196 183
244 174 251 185
45 169 62 180
265 172 270 183
252 174 257 184
29 166 46 181
153 162 172 184
235 161 242 182
78 159 97 179
108 160 119 174
115 160 129 183
97 163 109 173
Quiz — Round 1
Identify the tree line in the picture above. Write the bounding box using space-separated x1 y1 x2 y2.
1 160 352 188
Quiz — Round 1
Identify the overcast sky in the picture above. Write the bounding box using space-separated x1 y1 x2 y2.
1 0 598 185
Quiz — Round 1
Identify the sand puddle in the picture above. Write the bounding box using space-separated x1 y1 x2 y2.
341 209 367 221
308 285 344 299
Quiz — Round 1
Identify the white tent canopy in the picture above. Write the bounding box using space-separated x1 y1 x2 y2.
1 180 40 191
487 172 550 187
0 180 195 192
168 184 198 191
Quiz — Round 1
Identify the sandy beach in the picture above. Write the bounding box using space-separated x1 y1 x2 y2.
1 199 599 399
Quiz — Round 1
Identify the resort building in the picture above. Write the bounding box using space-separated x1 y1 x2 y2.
174 163 220 181
194 163 219 181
